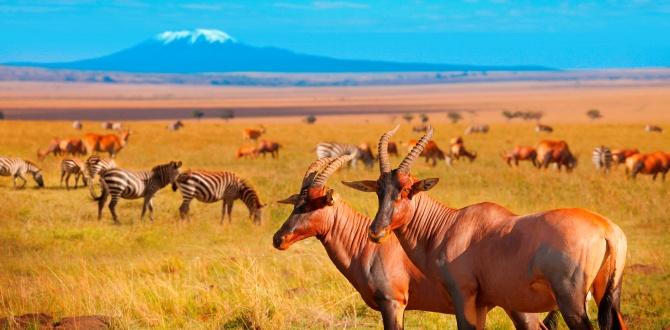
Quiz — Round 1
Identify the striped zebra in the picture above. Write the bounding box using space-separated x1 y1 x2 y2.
60 158 87 190
316 142 374 169
86 155 116 197
95 161 182 224
0 157 44 188
592 145 613 173
172 170 264 224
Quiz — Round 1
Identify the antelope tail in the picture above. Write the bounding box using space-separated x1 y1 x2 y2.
597 238 626 330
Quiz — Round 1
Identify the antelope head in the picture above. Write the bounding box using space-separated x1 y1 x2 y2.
273 154 353 250
343 125 439 243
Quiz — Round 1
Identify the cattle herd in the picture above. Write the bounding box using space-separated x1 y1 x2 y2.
2 119 668 330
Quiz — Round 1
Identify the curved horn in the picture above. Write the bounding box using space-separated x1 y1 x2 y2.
398 126 433 173
378 125 399 173
302 157 336 187
312 154 355 187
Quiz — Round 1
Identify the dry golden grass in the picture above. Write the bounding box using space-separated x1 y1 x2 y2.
0 120 668 329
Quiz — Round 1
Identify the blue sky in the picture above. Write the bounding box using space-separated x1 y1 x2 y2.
1 0 669 68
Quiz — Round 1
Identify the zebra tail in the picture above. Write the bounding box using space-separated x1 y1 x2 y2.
91 177 108 201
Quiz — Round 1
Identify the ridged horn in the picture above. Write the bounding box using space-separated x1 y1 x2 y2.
312 154 355 187
378 125 400 173
302 157 336 188
398 126 433 173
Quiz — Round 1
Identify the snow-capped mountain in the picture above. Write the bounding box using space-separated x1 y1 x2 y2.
7 29 550 73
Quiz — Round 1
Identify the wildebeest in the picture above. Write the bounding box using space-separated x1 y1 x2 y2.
644 124 663 133
274 155 554 330
257 140 281 159
83 130 131 158
345 126 627 330
502 146 537 167
465 124 489 134
535 124 553 133
536 140 577 172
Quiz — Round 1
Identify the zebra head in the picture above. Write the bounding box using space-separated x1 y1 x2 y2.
25 161 44 187
273 154 353 250
151 161 183 186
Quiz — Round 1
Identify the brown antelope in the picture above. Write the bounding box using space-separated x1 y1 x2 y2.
644 124 662 133
407 139 451 167
535 124 553 133
465 124 489 134
625 152 670 180
236 146 259 159
243 125 266 141
344 126 628 330
168 120 184 131
503 146 537 167
83 130 131 158
450 136 477 162
274 155 555 330
257 140 281 159
536 140 577 172
387 141 399 157
37 138 62 160
611 149 639 167
58 138 87 157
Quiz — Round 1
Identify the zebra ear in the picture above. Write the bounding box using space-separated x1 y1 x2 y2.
175 161 183 168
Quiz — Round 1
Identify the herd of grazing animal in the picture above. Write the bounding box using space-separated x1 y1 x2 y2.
6 120 670 329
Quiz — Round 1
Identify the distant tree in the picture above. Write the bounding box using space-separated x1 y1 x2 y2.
586 109 602 121
402 113 414 123
447 111 462 124
501 110 515 121
0 111 4 120
420 113 430 123
220 109 235 121
305 114 317 124
192 110 205 119
522 111 544 122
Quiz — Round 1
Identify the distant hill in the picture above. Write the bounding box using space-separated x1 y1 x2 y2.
6 28 551 73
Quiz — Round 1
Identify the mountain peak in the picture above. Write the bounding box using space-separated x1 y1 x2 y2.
155 29 236 45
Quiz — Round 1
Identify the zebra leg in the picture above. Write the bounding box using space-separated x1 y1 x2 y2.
97 187 109 221
60 170 65 187
108 196 120 224
17 174 27 188
74 173 80 189
65 172 71 190
147 198 155 222
179 198 192 221
141 195 150 221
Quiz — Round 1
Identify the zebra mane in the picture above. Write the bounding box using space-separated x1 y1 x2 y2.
239 178 263 209
24 160 40 171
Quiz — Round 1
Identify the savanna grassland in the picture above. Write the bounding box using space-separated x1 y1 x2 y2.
0 120 669 329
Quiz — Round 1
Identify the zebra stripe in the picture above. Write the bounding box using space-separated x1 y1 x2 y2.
0 157 44 188
96 161 181 224
85 155 116 180
592 146 613 173
60 158 86 190
173 170 263 224
316 142 373 168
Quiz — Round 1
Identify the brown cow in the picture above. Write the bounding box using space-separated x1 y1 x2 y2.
257 140 281 159
345 126 627 330
626 152 670 180
611 149 639 167
536 140 577 172
274 155 555 330
236 146 259 159
83 130 131 158
503 146 537 167
243 126 266 141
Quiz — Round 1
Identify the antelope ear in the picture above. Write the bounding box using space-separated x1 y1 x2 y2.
342 180 377 192
325 189 336 205
410 178 439 195
277 194 300 205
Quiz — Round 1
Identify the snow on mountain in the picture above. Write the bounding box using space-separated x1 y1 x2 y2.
155 29 235 44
